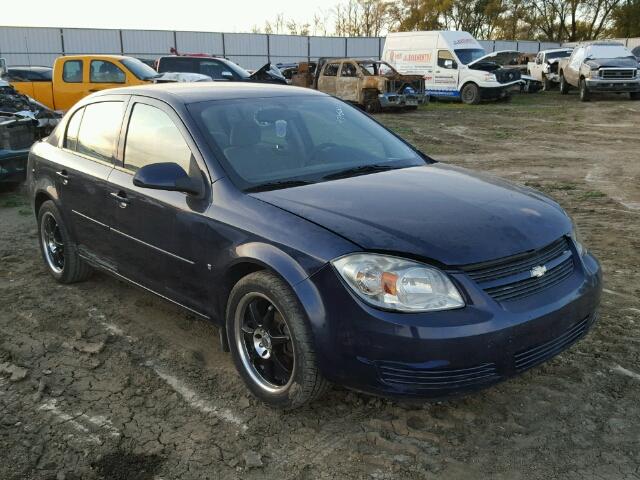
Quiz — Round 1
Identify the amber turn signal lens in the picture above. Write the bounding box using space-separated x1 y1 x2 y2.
381 272 398 295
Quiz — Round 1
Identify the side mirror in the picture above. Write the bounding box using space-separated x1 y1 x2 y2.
133 162 203 196
221 71 234 80
444 59 456 69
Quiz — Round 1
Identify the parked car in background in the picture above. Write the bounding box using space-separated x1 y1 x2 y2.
292 58 427 112
5 65 53 83
633 46 640 62
383 31 521 104
527 48 573 90
156 55 287 84
558 42 640 101
8 55 160 111
28 83 602 409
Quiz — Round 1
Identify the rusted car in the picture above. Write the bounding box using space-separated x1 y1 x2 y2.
292 58 427 113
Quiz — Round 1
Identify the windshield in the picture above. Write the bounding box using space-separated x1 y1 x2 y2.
189 96 425 191
454 48 487 65
586 45 633 59
358 61 397 76
120 58 159 80
546 51 572 60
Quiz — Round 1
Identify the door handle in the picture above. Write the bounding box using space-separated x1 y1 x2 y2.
110 191 130 208
56 170 69 185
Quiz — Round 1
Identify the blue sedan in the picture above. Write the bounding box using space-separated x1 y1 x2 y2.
27 83 602 408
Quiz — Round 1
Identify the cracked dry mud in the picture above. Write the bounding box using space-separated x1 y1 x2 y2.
1 91 639 480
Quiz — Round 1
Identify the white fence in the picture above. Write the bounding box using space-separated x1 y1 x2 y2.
4 26 637 71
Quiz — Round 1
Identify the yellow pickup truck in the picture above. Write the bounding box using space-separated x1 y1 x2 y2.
9 55 159 111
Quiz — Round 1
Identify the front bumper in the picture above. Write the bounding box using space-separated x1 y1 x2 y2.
585 78 640 92
299 250 602 399
0 150 29 183
378 92 428 108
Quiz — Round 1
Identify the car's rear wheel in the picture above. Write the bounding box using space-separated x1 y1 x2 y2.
559 73 569 94
461 83 481 105
365 99 381 114
37 200 92 283
579 78 590 102
226 271 330 409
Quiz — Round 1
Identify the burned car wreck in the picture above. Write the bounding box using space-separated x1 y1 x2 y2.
293 58 428 113
0 79 61 184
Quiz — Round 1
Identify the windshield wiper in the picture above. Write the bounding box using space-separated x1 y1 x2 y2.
245 179 312 193
322 164 397 180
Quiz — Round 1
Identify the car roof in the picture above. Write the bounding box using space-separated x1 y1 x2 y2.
541 48 572 53
90 82 326 105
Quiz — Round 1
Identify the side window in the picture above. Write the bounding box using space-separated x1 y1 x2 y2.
124 103 193 174
437 50 457 69
76 102 124 162
90 60 126 84
324 63 339 77
62 60 83 83
64 107 84 151
536 52 543 64
340 62 358 77
199 60 228 80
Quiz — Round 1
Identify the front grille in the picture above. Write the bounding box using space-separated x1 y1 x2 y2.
600 69 636 80
514 316 590 372
461 237 575 302
495 68 521 83
378 362 500 390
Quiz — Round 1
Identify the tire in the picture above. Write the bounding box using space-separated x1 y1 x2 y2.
579 78 590 102
630 92 640 100
37 200 92 283
364 99 381 114
461 83 481 105
559 73 569 95
226 271 330 409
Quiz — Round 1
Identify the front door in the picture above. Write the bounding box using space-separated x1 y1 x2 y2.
434 50 460 97
54 98 127 266
317 62 340 96
106 97 212 314
86 59 127 96
337 61 360 103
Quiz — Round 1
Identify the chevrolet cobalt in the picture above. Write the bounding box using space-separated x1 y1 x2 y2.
28 84 602 409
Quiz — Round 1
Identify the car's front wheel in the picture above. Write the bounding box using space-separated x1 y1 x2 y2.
226 271 330 409
37 200 92 283
461 83 481 105
559 73 569 94
579 78 590 102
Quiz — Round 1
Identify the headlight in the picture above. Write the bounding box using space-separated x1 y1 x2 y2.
590 70 600 79
570 223 586 256
332 254 464 312
484 73 496 82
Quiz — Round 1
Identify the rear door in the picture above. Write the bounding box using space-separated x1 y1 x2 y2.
106 96 212 313
317 62 339 96
54 58 87 111
54 97 128 265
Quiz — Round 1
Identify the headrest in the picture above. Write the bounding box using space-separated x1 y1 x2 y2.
230 121 260 147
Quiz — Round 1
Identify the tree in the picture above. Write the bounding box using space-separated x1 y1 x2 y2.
609 0 640 37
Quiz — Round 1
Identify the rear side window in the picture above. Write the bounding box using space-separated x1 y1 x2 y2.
90 60 125 83
158 57 197 74
76 102 124 163
64 107 84 151
199 60 231 80
124 103 193 173
324 63 339 76
62 60 83 83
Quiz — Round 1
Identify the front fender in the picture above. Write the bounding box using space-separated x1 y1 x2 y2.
233 242 312 286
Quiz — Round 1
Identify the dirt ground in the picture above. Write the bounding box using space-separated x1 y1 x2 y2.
1 90 639 480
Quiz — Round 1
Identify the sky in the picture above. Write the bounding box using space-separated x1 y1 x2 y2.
2 0 341 34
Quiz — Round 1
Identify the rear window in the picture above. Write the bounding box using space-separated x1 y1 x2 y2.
62 60 83 83
157 57 197 74
64 107 84 151
76 102 124 163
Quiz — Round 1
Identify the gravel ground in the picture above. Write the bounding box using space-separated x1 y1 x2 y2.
1 90 639 480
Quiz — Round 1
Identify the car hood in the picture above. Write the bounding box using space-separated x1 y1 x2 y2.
468 50 520 68
585 57 639 69
251 164 572 266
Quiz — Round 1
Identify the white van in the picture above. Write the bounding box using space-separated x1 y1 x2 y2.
382 31 522 104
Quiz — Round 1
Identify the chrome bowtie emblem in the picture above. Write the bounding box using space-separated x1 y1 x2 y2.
530 265 547 278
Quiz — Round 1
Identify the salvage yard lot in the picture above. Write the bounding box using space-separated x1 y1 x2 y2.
1 90 639 480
